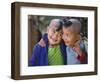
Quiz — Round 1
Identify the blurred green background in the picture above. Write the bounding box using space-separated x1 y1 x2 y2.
29 15 88 38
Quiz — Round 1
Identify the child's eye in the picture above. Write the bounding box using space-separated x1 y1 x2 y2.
51 30 55 33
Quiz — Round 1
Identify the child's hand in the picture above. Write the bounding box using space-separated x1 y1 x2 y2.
73 40 82 56
73 40 85 63
38 39 46 47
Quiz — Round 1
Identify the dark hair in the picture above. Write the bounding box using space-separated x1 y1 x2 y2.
62 18 81 34
62 18 73 27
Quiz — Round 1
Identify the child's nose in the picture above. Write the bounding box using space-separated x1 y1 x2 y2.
53 33 58 38
53 34 57 39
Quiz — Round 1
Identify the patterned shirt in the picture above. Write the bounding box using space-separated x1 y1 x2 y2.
48 45 64 65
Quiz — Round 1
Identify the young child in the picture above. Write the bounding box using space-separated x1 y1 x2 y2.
62 18 87 64
39 18 87 65
28 19 67 66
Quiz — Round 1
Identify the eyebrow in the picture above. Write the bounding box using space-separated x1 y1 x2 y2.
56 31 62 35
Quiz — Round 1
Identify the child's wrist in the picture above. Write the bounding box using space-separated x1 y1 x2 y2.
78 50 82 56
77 52 85 63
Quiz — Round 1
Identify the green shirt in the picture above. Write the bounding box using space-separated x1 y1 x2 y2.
48 45 64 65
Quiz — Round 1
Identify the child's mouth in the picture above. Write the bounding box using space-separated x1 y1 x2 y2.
51 38 58 42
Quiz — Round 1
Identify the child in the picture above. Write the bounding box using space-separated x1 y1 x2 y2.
39 18 87 65
62 18 87 64
28 19 67 66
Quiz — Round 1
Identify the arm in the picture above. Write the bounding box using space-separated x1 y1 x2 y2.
38 33 48 47
73 40 86 63
28 44 40 66
77 52 85 63
38 39 46 47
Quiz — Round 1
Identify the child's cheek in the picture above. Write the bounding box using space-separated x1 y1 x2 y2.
58 38 61 43
63 39 67 45
48 32 53 38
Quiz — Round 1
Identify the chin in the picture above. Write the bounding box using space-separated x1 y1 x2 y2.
52 42 60 45
51 42 58 45
65 43 71 47
65 43 69 46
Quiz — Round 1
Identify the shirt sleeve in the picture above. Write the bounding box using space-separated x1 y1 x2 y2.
28 44 40 66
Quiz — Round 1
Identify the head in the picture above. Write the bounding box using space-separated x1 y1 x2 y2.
62 19 81 47
47 19 63 46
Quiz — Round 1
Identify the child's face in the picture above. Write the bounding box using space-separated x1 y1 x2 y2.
62 26 80 47
47 26 62 45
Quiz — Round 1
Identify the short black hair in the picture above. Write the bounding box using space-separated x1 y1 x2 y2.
62 18 81 33
62 18 73 27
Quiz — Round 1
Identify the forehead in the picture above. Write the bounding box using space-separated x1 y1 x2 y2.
49 25 57 29
49 26 62 32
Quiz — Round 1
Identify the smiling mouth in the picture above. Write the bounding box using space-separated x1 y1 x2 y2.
51 38 58 42
53 40 58 42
